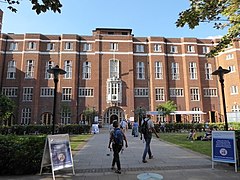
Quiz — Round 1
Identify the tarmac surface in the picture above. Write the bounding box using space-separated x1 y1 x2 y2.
1 127 240 180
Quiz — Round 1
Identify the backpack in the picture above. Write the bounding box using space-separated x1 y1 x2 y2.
113 128 124 145
140 118 150 135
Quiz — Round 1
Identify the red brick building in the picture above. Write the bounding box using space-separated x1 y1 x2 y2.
0 10 240 126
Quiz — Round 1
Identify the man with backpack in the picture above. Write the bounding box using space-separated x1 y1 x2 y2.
108 120 128 174
140 114 159 163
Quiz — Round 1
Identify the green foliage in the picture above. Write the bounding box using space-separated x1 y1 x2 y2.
156 100 177 116
4 0 62 14
82 107 98 124
0 135 46 175
0 94 15 124
176 0 240 57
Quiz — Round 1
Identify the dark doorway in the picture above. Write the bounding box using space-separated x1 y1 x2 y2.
110 114 118 124
211 111 216 123
176 114 181 123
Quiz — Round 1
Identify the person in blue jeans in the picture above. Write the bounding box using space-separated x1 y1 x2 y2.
140 114 159 163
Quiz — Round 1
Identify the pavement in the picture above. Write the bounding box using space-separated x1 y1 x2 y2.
1 128 240 180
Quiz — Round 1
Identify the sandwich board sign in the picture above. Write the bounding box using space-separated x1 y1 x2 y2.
40 134 75 180
212 131 238 172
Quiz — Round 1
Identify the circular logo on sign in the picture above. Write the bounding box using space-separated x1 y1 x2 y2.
58 153 66 161
219 148 228 156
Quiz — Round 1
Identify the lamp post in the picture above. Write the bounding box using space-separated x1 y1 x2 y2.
212 66 230 131
47 65 66 135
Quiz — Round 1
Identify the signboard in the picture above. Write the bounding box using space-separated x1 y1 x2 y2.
212 131 237 172
40 134 75 180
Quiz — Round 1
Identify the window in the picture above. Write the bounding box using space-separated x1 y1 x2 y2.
169 88 184 97
155 88 165 101
65 42 73 50
230 86 238 94
137 62 145 79
170 46 178 53
27 42 36 50
40 87 54 97
61 110 71 125
187 45 195 52
205 63 212 80
21 108 31 125
2 87 18 97
64 60 72 79
47 42 55 51
229 65 236 73
83 43 92 51
110 42 118 51
226 54 234 60
83 62 91 79
7 60 16 79
231 104 240 112
189 62 197 80
171 62 180 80
136 45 144 52
202 46 210 54
192 107 201 123
134 88 149 97
78 87 94 97
9 42 18 50
190 88 200 101
154 44 161 52
23 87 33 101
107 80 122 103
62 88 72 101
45 61 54 79
155 61 163 79
203 88 217 97
25 60 34 79
109 59 119 78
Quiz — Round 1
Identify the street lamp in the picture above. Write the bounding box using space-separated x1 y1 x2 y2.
212 66 230 131
47 65 66 135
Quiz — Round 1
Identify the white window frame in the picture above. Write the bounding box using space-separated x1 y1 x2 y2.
187 45 195 53
78 87 94 97
171 62 180 80
190 88 200 101
205 63 213 80
9 42 18 50
110 42 118 51
62 88 72 101
47 42 55 51
109 59 119 78
7 60 16 79
64 42 73 50
203 88 217 97
40 87 54 97
154 44 161 52
137 62 145 80
202 46 210 54
229 65 236 73
192 107 201 123
134 88 149 97
83 62 91 79
27 42 36 50
226 54 234 60
155 61 163 79
155 88 165 101
170 46 178 53
64 60 72 79
2 87 18 97
230 86 238 95
169 88 184 97
189 62 197 80
136 44 144 52
23 87 33 102
83 43 92 51
61 110 71 125
25 60 34 79
21 108 31 125
45 61 54 79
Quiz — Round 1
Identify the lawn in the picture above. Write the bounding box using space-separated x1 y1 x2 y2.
158 132 212 157
69 134 93 154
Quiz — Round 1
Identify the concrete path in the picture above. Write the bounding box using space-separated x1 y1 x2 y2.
1 128 240 179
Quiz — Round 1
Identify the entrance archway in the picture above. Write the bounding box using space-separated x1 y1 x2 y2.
103 106 125 125
110 114 118 124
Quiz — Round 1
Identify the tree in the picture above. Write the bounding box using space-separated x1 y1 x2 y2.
134 106 147 124
4 0 62 14
156 100 177 119
0 94 15 125
176 0 240 57
82 107 98 125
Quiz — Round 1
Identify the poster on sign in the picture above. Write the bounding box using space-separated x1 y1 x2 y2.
40 134 75 180
212 131 237 172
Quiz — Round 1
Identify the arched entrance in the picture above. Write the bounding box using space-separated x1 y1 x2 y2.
110 114 118 124
103 106 125 125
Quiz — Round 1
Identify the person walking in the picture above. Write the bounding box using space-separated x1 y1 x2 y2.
108 120 128 174
140 114 159 163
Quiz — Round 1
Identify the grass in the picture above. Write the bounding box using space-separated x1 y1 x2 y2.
69 134 93 154
158 132 212 157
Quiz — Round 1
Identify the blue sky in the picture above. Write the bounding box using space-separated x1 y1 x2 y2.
1 0 227 38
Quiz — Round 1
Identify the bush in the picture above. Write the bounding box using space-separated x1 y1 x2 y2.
0 135 45 175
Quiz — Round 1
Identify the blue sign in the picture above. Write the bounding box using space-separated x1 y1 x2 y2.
212 131 236 164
